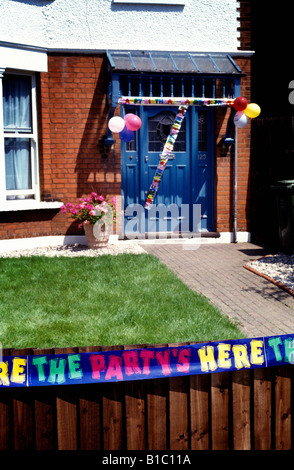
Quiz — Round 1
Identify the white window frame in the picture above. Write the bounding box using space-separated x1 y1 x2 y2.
0 68 62 212
0 45 61 211
0 70 40 205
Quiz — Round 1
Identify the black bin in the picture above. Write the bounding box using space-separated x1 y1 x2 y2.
271 180 294 254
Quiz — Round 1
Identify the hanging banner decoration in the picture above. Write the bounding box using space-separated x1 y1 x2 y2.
1 334 294 388
144 105 189 209
119 96 234 107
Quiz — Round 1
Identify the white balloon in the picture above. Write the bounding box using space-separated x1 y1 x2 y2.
108 116 125 133
233 111 248 128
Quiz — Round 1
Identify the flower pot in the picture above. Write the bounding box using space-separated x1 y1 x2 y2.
84 223 109 249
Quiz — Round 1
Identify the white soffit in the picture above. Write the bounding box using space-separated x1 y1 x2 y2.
0 44 47 72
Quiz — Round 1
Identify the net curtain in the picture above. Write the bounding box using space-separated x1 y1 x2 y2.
3 75 32 192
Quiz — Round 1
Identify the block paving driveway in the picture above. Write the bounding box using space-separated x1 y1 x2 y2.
142 242 294 338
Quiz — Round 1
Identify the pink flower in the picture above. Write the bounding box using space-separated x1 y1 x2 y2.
60 193 117 226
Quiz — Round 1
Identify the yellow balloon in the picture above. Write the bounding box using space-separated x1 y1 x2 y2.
244 103 261 118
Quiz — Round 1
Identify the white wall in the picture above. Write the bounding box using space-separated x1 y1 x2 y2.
0 0 240 52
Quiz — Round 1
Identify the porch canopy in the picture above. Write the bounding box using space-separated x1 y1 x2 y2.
106 50 243 107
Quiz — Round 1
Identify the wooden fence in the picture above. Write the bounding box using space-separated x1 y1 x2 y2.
0 343 293 450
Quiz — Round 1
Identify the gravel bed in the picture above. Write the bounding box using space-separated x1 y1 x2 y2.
0 242 146 258
246 253 294 292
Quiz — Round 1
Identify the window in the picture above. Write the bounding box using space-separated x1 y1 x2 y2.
148 110 186 153
1 72 39 202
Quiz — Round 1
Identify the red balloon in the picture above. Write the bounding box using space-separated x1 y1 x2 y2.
124 114 142 131
233 96 248 111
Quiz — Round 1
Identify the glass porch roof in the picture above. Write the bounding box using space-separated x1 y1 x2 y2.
107 50 242 75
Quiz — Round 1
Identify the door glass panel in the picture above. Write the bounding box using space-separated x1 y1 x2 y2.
126 137 136 152
198 110 207 152
148 111 186 153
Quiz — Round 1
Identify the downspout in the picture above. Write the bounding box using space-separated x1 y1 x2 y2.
223 106 237 243
233 126 237 243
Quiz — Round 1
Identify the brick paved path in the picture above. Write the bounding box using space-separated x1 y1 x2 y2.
142 242 294 338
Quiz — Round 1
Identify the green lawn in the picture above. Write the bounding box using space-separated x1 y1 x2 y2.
0 253 245 349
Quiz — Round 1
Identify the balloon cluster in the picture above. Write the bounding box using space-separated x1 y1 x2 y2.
107 113 142 142
232 96 261 128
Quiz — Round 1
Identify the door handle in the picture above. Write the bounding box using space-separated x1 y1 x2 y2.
145 155 148 163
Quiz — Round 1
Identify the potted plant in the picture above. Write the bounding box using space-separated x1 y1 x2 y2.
60 192 117 249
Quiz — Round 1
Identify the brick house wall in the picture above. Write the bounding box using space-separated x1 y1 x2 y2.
215 56 251 234
215 0 252 235
0 53 121 240
38 53 121 238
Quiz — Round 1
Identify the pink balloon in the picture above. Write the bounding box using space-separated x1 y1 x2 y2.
124 114 142 131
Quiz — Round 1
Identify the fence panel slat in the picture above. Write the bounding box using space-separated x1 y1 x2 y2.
169 375 189 450
55 348 78 450
101 345 124 450
145 343 168 450
274 365 292 450
146 377 168 450
211 371 230 450
102 382 124 450
232 369 251 450
78 346 102 450
168 342 189 450
56 388 78 450
0 389 12 450
190 373 210 450
12 348 35 450
79 384 101 450
0 349 13 450
253 368 272 450
124 345 146 450
33 349 56 450
125 380 146 450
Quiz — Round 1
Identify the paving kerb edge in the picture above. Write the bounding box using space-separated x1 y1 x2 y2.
244 263 294 298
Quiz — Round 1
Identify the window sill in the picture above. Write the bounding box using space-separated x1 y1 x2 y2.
0 201 63 212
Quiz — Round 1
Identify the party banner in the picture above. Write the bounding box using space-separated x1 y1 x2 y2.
119 97 234 107
1 334 294 388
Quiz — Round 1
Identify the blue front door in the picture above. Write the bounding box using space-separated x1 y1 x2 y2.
121 106 214 236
